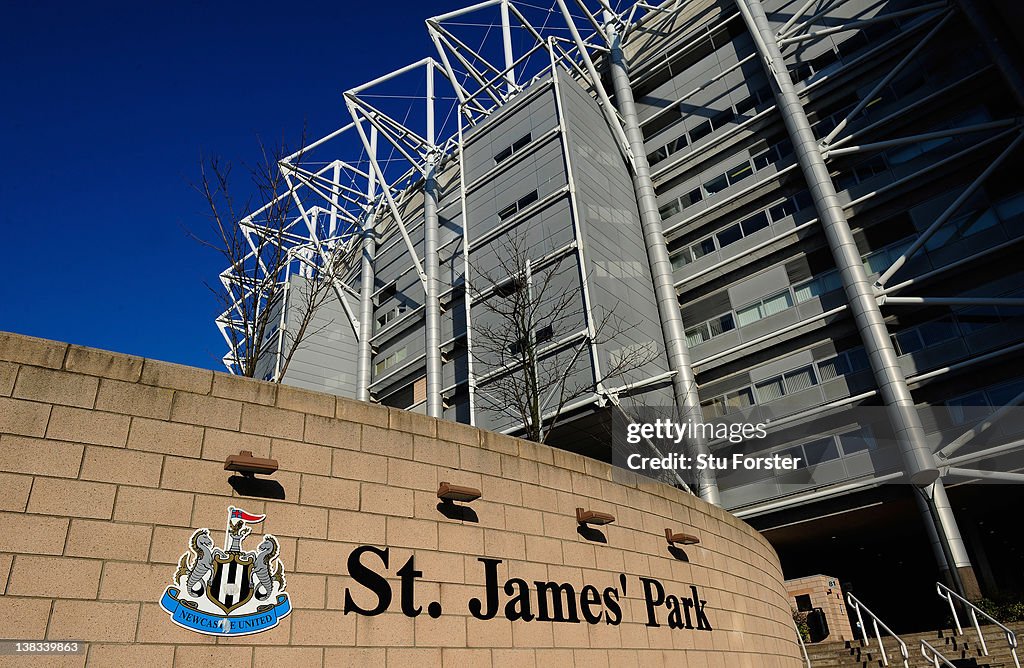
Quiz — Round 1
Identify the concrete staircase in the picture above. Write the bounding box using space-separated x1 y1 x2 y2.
803 622 1024 667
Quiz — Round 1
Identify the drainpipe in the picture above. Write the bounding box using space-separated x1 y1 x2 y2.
605 15 720 505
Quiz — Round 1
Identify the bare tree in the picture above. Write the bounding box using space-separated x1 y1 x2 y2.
193 137 349 380
469 232 659 443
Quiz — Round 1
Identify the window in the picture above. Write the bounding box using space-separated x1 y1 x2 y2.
740 212 770 236
947 392 989 425
726 161 753 186
498 190 539 221
802 437 840 466
689 119 712 142
725 387 754 411
494 133 532 164
716 224 743 248
375 305 407 330
670 247 692 270
374 347 408 375
659 200 682 220
754 376 784 403
794 270 842 303
737 290 793 327
838 426 876 455
693 237 717 260
508 324 555 356
685 313 735 346
783 365 818 393
642 107 683 140
704 173 728 196
683 188 703 208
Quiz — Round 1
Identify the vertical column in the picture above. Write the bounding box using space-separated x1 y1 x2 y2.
356 216 376 402
424 65 444 418
356 131 378 403
605 19 720 505
734 0 976 591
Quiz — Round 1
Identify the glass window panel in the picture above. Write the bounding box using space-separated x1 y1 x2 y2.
735 96 755 115
711 313 736 336
736 303 762 327
961 209 999 237
755 377 784 402
817 356 847 382
838 428 876 455
741 212 770 235
518 190 538 208
693 237 716 258
704 173 729 195
711 108 735 129
957 307 1001 333
987 381 1024 406
803 437 840 465
753 151 772 170
670 248 692 269
494 146 513 164
669 134 689 153
727 161 753 185
659 200 681 220
761 291 793 317
689 120 712 142
778 446 805 469
794 280 818 303
686 323 710 347
947 392 989 425
648 147 669 165
894 330 924 355
793 190 813 211
683 188 703 208
769 199 795 222
847 347 869 371
716 224 743 248
725 388 754 410
498 203 517 220
784 366 817 393
701 398 724 420
512 133 532 151
918 318 957 346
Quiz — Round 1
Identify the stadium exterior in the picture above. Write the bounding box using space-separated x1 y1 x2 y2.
218 0 1024 627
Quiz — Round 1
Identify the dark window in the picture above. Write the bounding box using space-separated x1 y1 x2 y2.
648 147 669 165
518 190 538 209
795 595 813 612
683 188 703 208
381 384 416 409
735 96 755 115
536 324 554 344
741 212 770 235
693 237 717 259
794 190 813 211
689 120 712 142
716 224 743 248
642 108 683 140
711 108 735 130
803 437 840 466
494 133 532 164
727 161 753 185
769 199 796 222
704 173 728 195
498 202 518 220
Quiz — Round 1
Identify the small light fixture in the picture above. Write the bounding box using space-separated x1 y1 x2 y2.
665 528 700 546
224 450 279 477
576 507 615 526
437 481 481 503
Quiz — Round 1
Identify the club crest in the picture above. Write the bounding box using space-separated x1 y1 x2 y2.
159 506 291 636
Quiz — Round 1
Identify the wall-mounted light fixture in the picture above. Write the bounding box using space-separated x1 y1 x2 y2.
665 528 700 546
437 481 481 503
576 508 615 526
224 450 279 477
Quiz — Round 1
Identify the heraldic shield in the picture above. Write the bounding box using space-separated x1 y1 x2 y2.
207 552 255 613
159 506 291 636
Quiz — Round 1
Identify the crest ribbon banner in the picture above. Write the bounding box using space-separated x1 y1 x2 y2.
160 587 291 636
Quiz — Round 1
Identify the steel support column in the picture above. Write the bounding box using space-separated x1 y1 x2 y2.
356 217 376 402
424 65 444 418
605 17 720 505
915 482 980 599
735 0 977 591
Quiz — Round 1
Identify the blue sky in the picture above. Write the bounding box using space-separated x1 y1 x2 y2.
0 0 467 370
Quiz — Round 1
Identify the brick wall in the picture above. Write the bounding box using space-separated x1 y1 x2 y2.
785 574 855 642
0 332 803 667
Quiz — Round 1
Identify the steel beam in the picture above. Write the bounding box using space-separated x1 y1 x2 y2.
736 0 940 486
604 14 719 506
736 0 980 596
356 130 379 402
424 64 444 418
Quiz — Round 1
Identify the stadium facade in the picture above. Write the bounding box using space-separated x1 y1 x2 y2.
218 0 1024 627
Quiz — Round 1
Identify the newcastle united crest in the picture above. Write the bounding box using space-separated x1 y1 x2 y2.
159 507 291 636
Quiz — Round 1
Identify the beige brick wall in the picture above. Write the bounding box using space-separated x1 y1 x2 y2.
785 574 855 642
0 332 803 667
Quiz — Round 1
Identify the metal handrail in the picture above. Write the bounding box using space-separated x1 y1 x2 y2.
847 593 910 667
937 581 1021 668
795 619 812 667
920 639 958 668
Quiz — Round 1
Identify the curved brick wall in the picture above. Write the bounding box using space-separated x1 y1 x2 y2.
0 332 803 666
